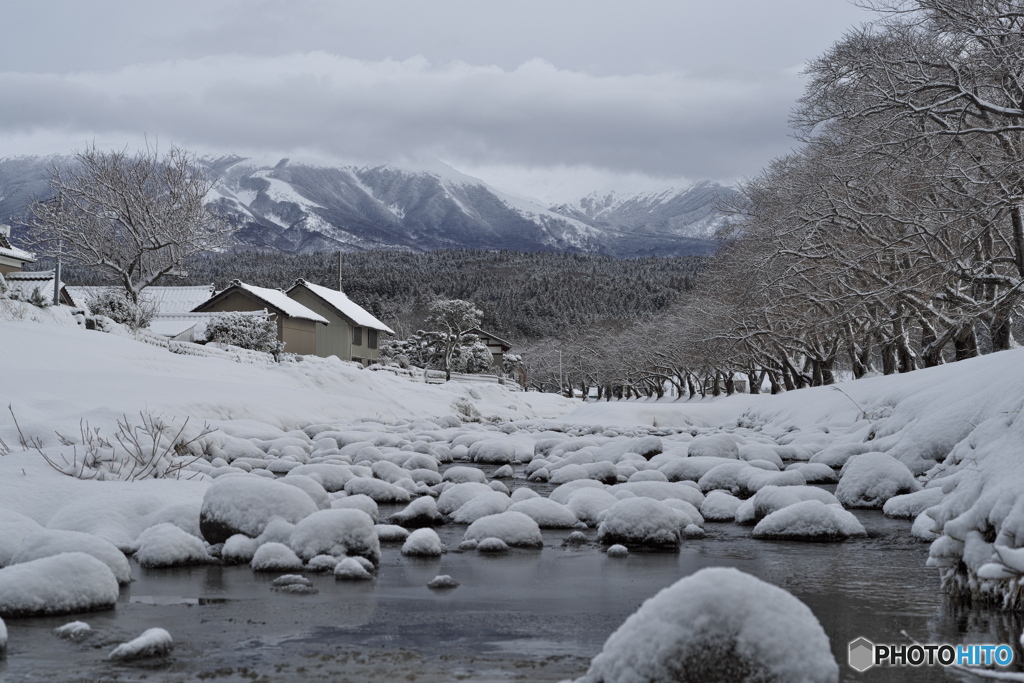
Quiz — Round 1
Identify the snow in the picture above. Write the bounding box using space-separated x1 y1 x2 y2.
0 552 119 617
288 280 394 334
836 452 920 508
334 556 374 580
463 511 543 548
606 544 629 558
427 574 459 589
437 482 493 515
699 491 743 522
330 494 379 522
200 476 319 544
449 491 512 524
597 498 685 549
571 567 838 683
0 615 5 656
133 523 211 567
53 620 92 640
508 497 579 528
752 501 867 541
250 542 304 572
401 528 444 556
108 627 173 661
289 508 380 565
11 529 131 585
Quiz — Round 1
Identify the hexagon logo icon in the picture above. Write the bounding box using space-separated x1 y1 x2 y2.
849 637 875 672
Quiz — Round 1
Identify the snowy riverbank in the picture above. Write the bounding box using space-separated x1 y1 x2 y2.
2 305 1024 679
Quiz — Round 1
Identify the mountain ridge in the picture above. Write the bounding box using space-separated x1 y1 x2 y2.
0 155 736 257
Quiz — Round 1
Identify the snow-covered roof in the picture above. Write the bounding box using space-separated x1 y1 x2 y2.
6 271 63 301
288 279 394 334
0 229 35 264
67 285 216 314
196 280 328 324
469 327 512 350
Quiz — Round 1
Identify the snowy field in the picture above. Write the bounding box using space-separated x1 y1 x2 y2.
2 302 1024 681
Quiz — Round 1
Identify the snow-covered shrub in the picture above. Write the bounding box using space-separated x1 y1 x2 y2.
204 311 284 357
571 567 838 683
86 289 153 329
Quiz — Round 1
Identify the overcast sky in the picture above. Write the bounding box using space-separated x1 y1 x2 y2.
1 0 870 201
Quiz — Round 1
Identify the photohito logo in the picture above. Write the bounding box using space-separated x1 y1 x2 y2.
849 637 1015 672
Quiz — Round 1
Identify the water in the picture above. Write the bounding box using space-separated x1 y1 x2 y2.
2 510 1021 681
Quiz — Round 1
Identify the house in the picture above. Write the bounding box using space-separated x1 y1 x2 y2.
68 285 216 315
285 279 394 365
192 280 328 355
467 327 512 370
4 271 74 305
0 224 36 275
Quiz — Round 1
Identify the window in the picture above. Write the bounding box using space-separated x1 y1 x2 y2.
368 329 378 350
352 325 362 346
351 356 364 365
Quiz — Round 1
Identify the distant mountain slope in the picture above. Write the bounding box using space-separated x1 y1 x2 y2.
0 155 737 256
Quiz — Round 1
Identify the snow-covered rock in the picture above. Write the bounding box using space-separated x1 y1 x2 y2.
751 486 840 523
450 491 512 524
571 567 838 683
11 529 131 585
882 487 944 519
401 528 444 556
330 493 379 522
436 482 493 515
389 496 443 528
134 523 210 568
250 542 304 572
200 476 318 544
427 574 459 589
597 498 682 549
463 511 543 548
334 556 373 580
109 627 173 661
441 466 488 484
836 452 920 508
289 509 380 565
565 488 620 527
222 534 259 564
343 476 411 503
699 491 743 522
752 500 867 541
54 620 92 641
508 497 579 528
687 434 739 459
0 552 119 617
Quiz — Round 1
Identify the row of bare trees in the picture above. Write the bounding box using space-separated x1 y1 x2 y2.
525 0 1024 398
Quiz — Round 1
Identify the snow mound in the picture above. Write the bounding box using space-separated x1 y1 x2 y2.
607 544 629 558
700 491 743 522
402 528 444 556
470 440 517 464
334 556 373 580
0 552 119 617
289 509 380 565
222 534 259 564
597 498 682 549
330 494 379 522
687 434 739 459
751 486 840 522
200 476 318 544
54 620 92 641
11 529 131 585
442 466 488 484
109 627 173 661
437 482 493 515
659 456 736 482
566 488 620 527
508 497 579 528
477 537 510 553
250 542 303 572
753 500 867 541
836 452 920 508
882 487 944 519
343 476 411 503
572 567 838 683
389 496 443 528
450 491 512 524
375 524 410 543
134 523 210 568
464 511 543 548
427 574 459 589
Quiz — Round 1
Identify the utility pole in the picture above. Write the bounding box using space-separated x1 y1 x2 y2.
337 251 343 292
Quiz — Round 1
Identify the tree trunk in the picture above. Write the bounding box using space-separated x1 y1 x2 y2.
954 323 979 361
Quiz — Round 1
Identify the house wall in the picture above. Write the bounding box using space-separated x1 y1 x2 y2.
282 317 317 356
197 290 288 348
287 286 382 365
288 288 352 360
0 258 25 275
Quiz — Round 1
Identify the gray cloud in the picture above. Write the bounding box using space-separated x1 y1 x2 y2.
0 53 803 181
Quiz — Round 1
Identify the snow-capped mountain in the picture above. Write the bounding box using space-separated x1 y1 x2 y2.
0 155 737 256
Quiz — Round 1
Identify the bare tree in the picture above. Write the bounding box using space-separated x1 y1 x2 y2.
27 145 235 302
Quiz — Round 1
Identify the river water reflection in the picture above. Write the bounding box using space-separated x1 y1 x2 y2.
2 507 1021 682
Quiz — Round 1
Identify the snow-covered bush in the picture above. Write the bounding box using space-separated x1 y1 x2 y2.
204 311 284 357
571 567 838 683
86 289 153 329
